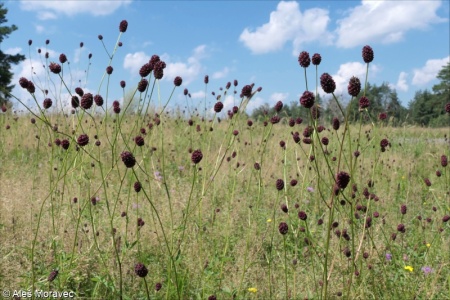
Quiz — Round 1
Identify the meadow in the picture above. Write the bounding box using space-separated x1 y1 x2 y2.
0 20 449 300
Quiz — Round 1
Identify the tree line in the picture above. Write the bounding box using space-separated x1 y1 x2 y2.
252 62 450 127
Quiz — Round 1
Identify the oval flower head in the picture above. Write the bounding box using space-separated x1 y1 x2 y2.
404 266 414 272
248 287 257 293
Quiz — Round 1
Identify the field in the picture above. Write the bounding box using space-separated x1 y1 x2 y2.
0 107 449 299
0 20 449 300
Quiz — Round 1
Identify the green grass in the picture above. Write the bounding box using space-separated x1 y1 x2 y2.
0 112 449 299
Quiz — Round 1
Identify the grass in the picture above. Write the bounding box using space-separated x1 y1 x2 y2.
0 21 449 300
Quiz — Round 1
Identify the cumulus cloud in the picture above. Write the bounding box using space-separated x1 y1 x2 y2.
123 52 150 76
20 0 132 19
390 72 409 92
336 1 446 48
190 90 206 99
239 1 332 55
4 47 22 55
412 56 450 86
163 45 208 85
269 92 289 104
212 67 230 79
245 96 266 113
320 62 379 97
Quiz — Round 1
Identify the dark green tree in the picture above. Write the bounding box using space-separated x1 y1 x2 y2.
408 62 450 127
0 3 25 108
346 82 407 125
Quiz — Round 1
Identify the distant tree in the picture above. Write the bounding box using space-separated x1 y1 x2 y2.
346 82 407 125
430 61 450 127
408 89 435 126
408 62 450 127
0 3 25 108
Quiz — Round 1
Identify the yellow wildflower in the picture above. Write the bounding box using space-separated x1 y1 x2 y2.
404 266 414 272
267 219 272 223
248 287 257 293
426 243 431 248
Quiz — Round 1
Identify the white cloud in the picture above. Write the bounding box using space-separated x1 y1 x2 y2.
11 49 94 112
20 0 132 18
336 1 446 48
269 92 289 103
163 45 208 85
212 67 230 79
412 56 450 85
390 72 409 92
123 52 150 76
190 90 206 99
35 25 45 34
245 96 266 113
38 11 57 20
239 1 332 55
321 61 379 97
4 47 22 55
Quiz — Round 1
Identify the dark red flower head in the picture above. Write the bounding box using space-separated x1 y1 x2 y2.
134 263 148 277
19 77 29 89
121 151 136 168
300 91 315 108
298 211 307 220
298 51 310 68
397 223 405 233
332 117 340 130
348 76 361 97
59 54 67 64
312 53 322 65
336 171 350 189
445 102 450 114
137 79 148 93
80 93 93 109
153 61 165 79
26 81 35 93
400 204 407 215
48 270 58 282
134 181 142 192
359 96 370 109
61 139 70 150
274 100 283 112
191 149 203 164
134 136 144 147
106 66 113 75
77 134 89 146
149 54 160 69
276 179 284 191
174 76 182 86
75 87 84 97
119 20 128 33
241 85 253 97
139 63 152 77
362 45 374 63
94 94 104 106
43 98 52 109
320 73 336 94
71 96 80 108
279 222 288 235
214 102 224 113
441 155 448 167
49 62 61 74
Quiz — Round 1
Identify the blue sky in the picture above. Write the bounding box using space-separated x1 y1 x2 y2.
2 0 449 114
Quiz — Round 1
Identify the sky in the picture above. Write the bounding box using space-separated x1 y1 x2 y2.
2 0 449 115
